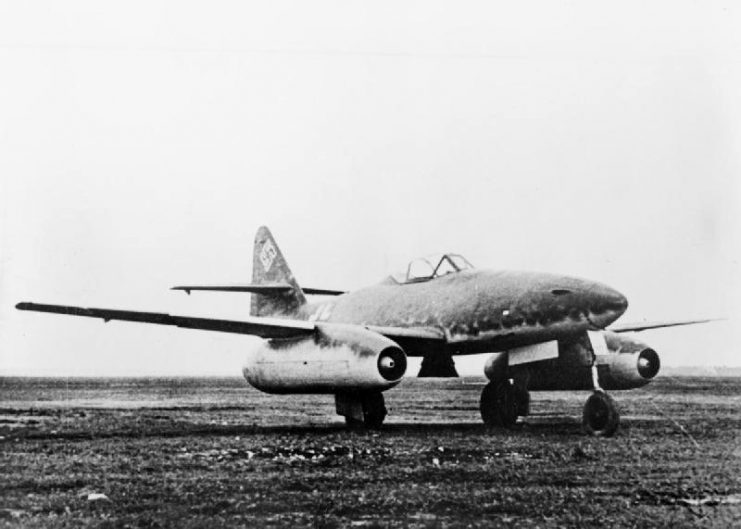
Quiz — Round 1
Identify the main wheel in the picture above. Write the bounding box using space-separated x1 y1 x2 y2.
582 391 620 437
514 386 530 417
345 392 387 429
480 381 519 428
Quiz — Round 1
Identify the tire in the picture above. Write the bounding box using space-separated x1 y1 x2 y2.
361 392 387 429
582 391 620 437
344 416 364 429
480 381 519 428
480 382 501 426
514 386 530 417
496 381 519 428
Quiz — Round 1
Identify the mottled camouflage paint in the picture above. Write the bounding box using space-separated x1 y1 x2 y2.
298 269 628 357
248 226 627 360
251 226 306 317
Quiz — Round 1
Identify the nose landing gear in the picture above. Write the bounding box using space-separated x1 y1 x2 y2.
582 364 620 436
582 391 620 436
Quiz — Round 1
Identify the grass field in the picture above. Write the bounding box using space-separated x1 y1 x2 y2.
1 376 740 527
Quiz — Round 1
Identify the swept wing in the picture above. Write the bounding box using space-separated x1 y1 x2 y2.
15 302 441 345
609 318 719 333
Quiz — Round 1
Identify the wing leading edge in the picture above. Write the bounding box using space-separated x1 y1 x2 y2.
15 302 443 346
16 302 314 339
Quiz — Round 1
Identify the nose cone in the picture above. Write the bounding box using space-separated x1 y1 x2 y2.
584 282 628 328
539 274 627 328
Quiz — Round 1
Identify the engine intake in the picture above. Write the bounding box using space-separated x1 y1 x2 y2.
378 347 407 381
637 348 660 379
242 323 407 394
596 332 661 389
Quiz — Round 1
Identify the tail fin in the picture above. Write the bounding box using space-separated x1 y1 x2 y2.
251 226 307 317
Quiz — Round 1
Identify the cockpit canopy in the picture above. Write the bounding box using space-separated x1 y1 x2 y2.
390 253 474 284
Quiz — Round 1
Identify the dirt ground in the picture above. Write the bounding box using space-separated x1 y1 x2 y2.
1 376 740 528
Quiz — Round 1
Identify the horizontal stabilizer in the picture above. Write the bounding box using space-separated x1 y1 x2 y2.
302 287 347 296
609 318 721 333
171 284 344 296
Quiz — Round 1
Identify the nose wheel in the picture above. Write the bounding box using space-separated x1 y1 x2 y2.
480 380 529 428
582 391 620 437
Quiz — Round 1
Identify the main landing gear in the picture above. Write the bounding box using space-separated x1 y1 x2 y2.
335 391 387 429
479 380 530 428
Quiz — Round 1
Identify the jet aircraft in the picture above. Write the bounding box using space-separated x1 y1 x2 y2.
16 226 714 436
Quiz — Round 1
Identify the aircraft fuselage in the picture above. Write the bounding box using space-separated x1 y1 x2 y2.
299 269 628 355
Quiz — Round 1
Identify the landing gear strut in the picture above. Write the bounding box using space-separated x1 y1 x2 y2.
480 380 529 428
582 365 620 437
336 392 387 429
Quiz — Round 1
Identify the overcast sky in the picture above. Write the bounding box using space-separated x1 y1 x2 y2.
1 1 739 376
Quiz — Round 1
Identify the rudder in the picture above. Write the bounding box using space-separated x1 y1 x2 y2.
251 226 307 317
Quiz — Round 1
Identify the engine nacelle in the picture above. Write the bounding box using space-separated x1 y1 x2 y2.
484 331 660 391
242 323 407 394
597 331 660 389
